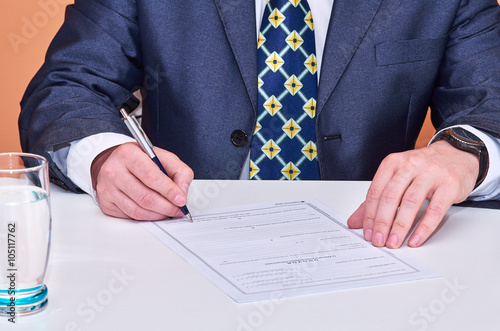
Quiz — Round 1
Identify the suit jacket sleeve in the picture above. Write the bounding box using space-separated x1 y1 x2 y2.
430 0 500 136
19 0 142 192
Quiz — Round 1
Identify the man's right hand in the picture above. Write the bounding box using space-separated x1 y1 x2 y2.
91 142 194 220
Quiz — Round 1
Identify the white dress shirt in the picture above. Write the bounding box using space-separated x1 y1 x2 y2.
51 0 500 202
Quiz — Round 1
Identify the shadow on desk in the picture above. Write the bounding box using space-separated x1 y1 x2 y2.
456 199 500 209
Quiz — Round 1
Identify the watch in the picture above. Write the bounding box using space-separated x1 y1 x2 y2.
431 127 489 188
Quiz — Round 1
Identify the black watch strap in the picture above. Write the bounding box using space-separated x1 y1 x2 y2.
431 127 489 189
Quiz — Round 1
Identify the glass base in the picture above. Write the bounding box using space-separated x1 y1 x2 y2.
0 285 48 316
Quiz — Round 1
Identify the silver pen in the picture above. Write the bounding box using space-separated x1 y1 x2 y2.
120 108 193 222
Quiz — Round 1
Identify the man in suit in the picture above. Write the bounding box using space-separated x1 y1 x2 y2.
19 0 500 248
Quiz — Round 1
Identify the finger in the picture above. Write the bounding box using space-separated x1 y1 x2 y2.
95 166 132 217
347 202 365 229
362 155 400 242
97 176 174 220
407 187 453 247
370 168 414 247
125 149 188 207
385 177 431 248
114 170 184 217
111 187 177 221
96 156 182 218
156 148 194 194
96 194 129 219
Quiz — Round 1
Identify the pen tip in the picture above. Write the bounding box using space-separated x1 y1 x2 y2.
187 213 193 223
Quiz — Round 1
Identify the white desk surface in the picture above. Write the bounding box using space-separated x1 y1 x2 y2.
2 180 499 331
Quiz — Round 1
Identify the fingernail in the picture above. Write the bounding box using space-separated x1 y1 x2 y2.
364 229 373 241
372 232 384 247
409 235 420 247
175 209 184 217
387 234 399 248
173 194 186 206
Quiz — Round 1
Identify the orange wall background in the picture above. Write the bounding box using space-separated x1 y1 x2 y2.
0 0 73 153
1 1 498 153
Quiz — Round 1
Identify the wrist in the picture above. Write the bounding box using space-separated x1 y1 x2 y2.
431 127 489 189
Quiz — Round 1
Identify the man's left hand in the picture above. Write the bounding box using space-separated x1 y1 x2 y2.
347 140 479 248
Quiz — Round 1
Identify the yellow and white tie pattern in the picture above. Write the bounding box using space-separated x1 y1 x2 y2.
250 0 319 180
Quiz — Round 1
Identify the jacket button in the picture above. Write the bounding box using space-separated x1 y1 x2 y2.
230 130 248 147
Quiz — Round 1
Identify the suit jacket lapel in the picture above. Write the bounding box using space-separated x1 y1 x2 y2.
213 0 258 114
317 0 383 115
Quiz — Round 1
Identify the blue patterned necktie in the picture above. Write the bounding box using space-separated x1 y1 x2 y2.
250 0 319 180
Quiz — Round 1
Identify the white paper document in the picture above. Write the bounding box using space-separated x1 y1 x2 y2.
141 200 440 302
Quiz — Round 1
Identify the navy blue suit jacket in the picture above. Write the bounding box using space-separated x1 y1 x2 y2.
20 0 500 194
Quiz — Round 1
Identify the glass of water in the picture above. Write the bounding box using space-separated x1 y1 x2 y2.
0 153 51 317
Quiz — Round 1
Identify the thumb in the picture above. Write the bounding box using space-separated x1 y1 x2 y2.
347 202 366 229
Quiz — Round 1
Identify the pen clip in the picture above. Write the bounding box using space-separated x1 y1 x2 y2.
120 108 155 157
131 116 154 151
